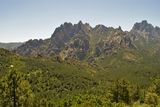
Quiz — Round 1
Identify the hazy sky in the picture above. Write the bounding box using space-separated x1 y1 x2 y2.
0 0 160 42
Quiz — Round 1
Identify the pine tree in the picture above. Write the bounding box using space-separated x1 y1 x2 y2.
0 65 35 107
110 79 132 104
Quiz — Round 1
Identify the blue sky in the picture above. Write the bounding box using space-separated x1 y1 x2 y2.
0 0 160 42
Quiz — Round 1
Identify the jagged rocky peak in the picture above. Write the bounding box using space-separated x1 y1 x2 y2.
74 20 92 32
15 20 160 58
94 24 107 30
76 20 90 27
25 39 43 46
52 22 74 37
131 20 154 32
78 20 83 25
52 21 92 38
131 20 160 38
93 24 109 34
117 26 123 31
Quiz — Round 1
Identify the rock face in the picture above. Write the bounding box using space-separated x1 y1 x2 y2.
131 20 160 40
16 20 160 60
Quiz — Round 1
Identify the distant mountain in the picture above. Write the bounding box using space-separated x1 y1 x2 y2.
0 42 23 50
16 21 92 56
15 20 160 63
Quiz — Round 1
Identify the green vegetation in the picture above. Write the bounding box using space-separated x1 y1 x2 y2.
0 48 160 107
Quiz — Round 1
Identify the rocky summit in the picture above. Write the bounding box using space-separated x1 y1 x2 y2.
15 20 160 62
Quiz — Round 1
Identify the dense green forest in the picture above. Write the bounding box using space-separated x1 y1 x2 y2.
0 48 160 107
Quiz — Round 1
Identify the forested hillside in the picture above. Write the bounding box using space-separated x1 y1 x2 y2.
0 48 160 107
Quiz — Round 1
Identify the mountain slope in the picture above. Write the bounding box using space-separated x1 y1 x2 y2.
15 20 160 61
14 20 160 84
15 21 134 57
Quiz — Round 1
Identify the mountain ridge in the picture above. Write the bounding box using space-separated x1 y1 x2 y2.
15 20 160 62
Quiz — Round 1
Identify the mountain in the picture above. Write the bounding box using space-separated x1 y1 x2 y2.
0 42 23 50
15 21 133 57
15 20 160 83
15 20 160 60
16 21 92 56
